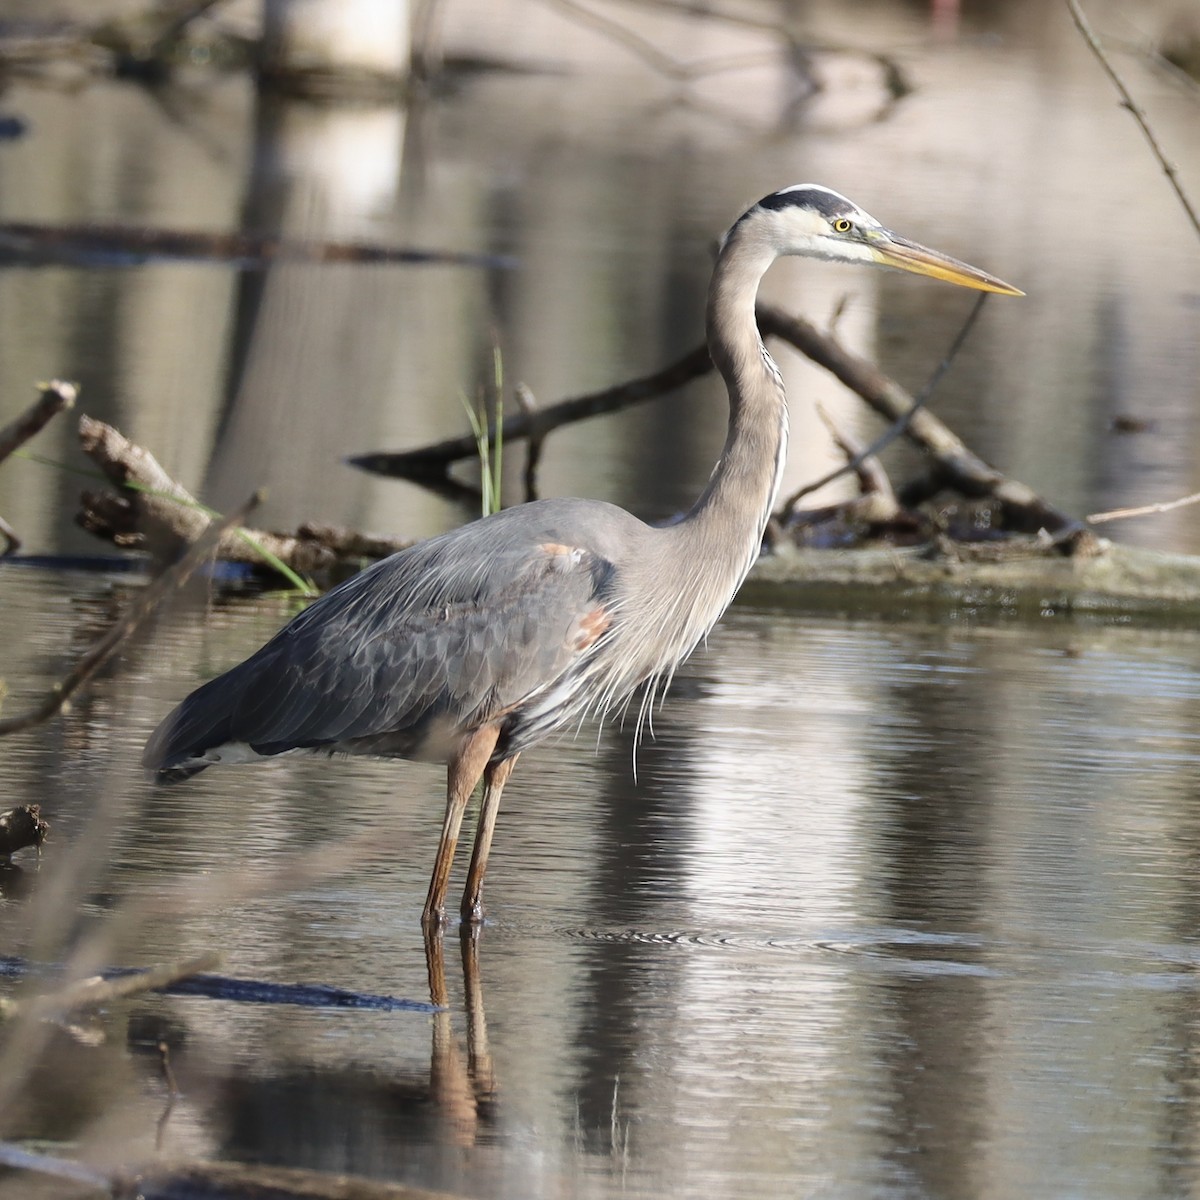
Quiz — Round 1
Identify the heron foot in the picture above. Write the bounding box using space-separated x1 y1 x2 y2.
421 903 449 934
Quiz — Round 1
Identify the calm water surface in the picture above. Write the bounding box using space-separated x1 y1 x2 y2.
5 566 1200 1198
3 0 1200 1196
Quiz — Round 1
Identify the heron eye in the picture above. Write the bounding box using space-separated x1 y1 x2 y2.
833 218 853 234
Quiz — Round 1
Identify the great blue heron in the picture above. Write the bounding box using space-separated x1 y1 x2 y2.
144 184 1021 929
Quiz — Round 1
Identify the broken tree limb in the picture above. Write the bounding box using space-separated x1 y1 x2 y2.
779 291 989 513
0 380 77 465
76 415 412 574
814 400 901 520
754 304 1083 538
348 343 713 480
0 220 513 270
0 805 48 858
0 491 262 738
0 380 76 550
77 414 210 557
65 399 1200 618
351 302 1073 541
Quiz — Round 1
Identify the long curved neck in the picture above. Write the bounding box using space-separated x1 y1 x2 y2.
597 229 788 705
678 231 787 586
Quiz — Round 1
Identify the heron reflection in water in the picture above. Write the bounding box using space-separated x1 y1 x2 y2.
144 185 1021 930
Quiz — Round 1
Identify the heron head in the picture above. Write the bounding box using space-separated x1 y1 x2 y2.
728 184 1024 296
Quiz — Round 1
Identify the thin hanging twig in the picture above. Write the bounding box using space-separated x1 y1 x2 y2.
1067 0 1200 239
780 292 989 513
811 400 900 516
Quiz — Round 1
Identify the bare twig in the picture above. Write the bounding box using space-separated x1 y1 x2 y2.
780 293 989 513
1088 490 1200 524
540 0 776 80
0 491 262 738
0 380 77 465
599 0 912 97
1067 0 1200 238
811 400 900 519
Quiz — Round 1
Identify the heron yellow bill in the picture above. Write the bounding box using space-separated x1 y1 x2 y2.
873 231 1024 296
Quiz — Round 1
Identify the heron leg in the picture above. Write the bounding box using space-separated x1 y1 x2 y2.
423 725 500 931
460 753 519 924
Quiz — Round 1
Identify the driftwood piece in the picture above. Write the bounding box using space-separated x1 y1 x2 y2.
76 415 412 574
350 303 1071 540
0 380 78 553
0 380 77 465
754 305 1081 537
743 540 1200 620
0 805 48 858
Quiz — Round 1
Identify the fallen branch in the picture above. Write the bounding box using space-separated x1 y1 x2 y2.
0 220 511 271
779 292 989 513
353 302 1075 540
0 490 262 737
349 343 712 481
0 380 77 465
77 415 412 575
756 304 1082 538
0 805 48 858
0 381 76 552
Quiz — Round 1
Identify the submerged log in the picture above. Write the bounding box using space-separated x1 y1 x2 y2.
744 539 1200 620
72 414 1200 618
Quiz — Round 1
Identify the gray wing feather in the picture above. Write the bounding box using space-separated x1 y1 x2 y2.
144 509 619 773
